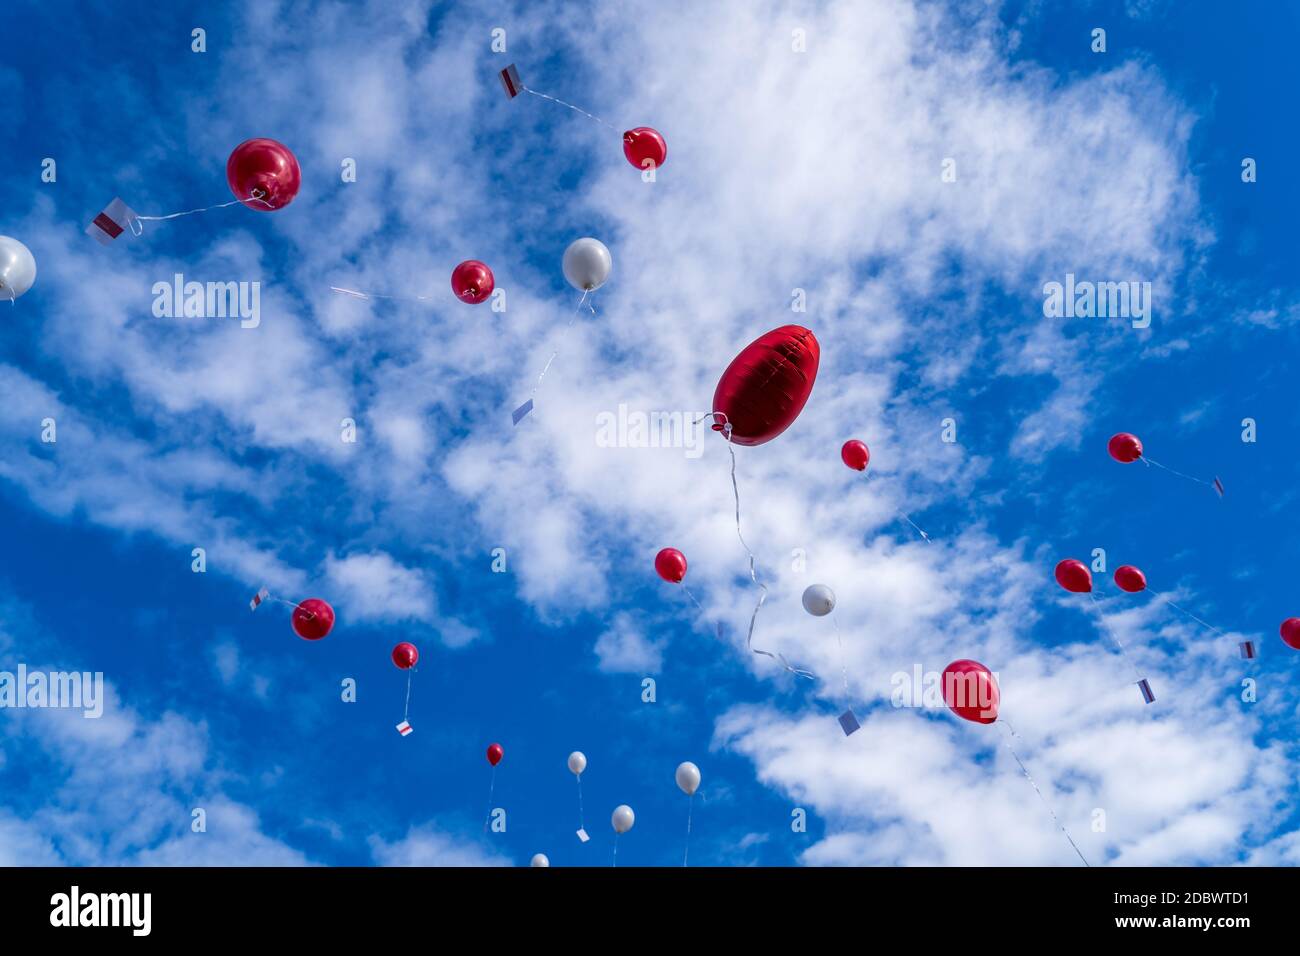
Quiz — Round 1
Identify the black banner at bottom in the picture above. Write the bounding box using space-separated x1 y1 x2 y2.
0 865 1276 941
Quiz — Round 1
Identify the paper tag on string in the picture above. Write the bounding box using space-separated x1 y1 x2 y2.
500 64 522 99
512 399 534 425
86 198 136 245
838 710 861 737
1239 641 1256 660
576 828 589 843
1213 477 1225 498
396 720 413 737
249 587 270 611
1137 678 1155 704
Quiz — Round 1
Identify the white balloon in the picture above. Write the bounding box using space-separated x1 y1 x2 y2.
562 237 611 292
0 236 37 301
567 751 587 775
611 804 635 834
675 761 701 796
802 584 836 617
530 853 550 867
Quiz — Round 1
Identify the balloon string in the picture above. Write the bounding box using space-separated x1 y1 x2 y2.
329 286 434 303
402 668 413 722
130 190 273 234
1087 591 1145 682
533 289 593 391
258 592 315 619
576 774 585 832
680 584 724 639
1160 596 1225 636
1 283 14 305
483 766 497 833
997 719 1091 867
711 414 815 680
683 792 694 868
522 88 622 133
612 832 619 868
832 615 850 701
862 472 931 542
1141 456 1216 491
515 290 595 418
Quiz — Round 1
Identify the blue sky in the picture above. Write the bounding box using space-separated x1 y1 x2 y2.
1 0 1298 867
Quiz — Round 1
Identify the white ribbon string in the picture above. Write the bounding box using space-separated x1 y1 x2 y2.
997 719 1091 867
694 412 814 680
329 287 434 303
576 774 585 833
1160 596 1225 635
402 668 413 722
860 471 931 542
832 615 850 700
1 282 14 305
483 767 497 833
522 87 622 133
513 290 595 423
1141 456 1217 491
129 191 273 235
1087 591 1146 682
683 793 695 868
680 584 723 639
612 833 620 868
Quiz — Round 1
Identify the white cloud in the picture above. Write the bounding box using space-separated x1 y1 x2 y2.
594 612 666 673
368 824 510 867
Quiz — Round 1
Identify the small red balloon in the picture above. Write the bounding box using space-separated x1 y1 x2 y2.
391 641 419 669
712 326 820 447
1054 559 1093 594
1114 565 1147 593
451 260 494 304
622 127 667 170
1108 432 1143 463
654 547 688 584
291 598 334 640
841 439 870 471
487 743 504 767
1281 618 1300 650
226 138 301 211
941 659 1000 724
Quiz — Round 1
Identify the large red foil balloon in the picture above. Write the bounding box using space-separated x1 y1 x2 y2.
226 138 301 211
1108 432 1143 463
942 659 1000 724
841 439 870 471
712 326 820 446
1054 559 1093 594
655 547 687 583
487 743 504 767
392 641 419 669
291 598 334 640
451 260 494 304
1114 565 1147 593
623 127 667 170
1281 618 1300 650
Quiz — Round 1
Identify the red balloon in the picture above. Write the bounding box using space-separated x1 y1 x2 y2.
291 598 334 640
226 138 301 211
391 641 419 669
451 260 494 304
1281 618 1300 650
1054 559 1092 594
1114 565 1147 593
841 439 870 471
654 547 687 584
487 743 504 766
1108 432 1143 463
712 326 820 446
622 127 667 170
941 659 1000 724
